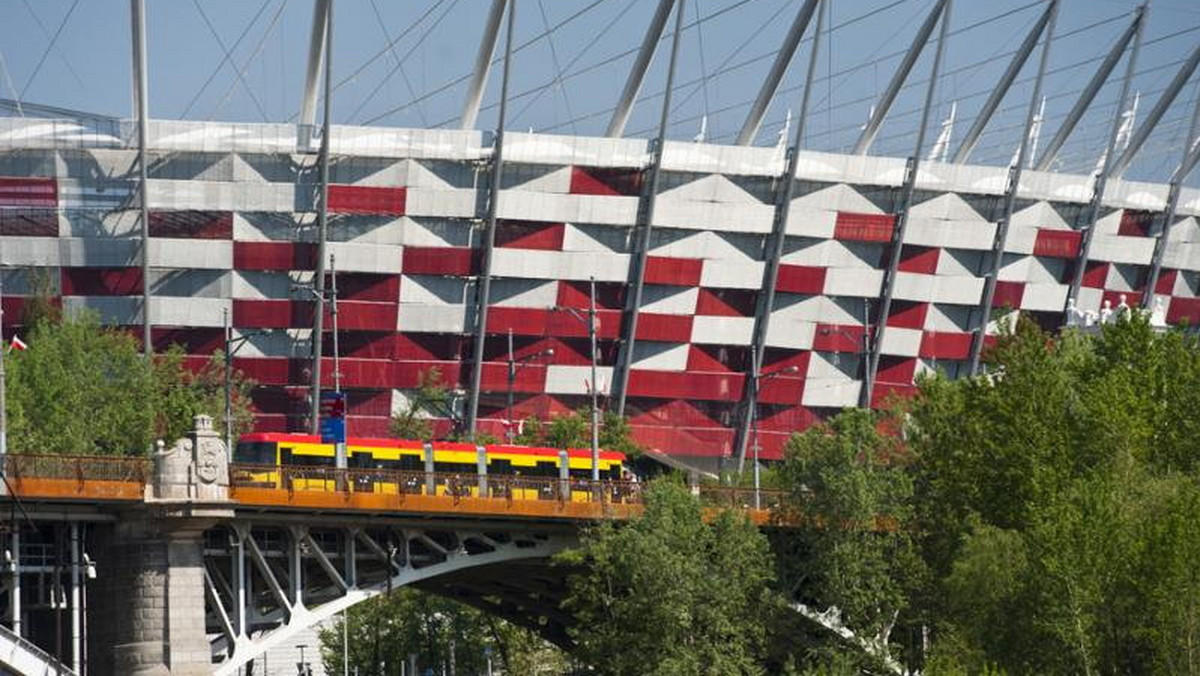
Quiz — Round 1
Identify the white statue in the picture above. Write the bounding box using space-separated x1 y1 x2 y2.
1066 297 1080 327
1100 299 1114 325
1151 296 1168 327
1084 310 1098 327
1116 294 1131 319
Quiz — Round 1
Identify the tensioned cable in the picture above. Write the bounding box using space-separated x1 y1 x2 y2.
0 51 22 117
693 0 712 136
188 0 271 122
368 0 430 127
534 0 927 135
557 0 1039 138
358 0 613 125
18 0 86 92
507 0 639 128
692 11 1136 146
208 0 288 121
19 0 80 100
536 0 577 133
365 0 762 127
330 0 452 95
349 0 461 124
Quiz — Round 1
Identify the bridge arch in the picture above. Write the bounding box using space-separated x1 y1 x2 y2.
206 521 576 675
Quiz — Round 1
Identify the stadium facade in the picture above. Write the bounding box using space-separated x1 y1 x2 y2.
0 116 1196 466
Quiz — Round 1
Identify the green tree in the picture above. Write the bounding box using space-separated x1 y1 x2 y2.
5 311 254 455
559 479 773 675
905 314 1200 674
515 409 642 455
318 588 568 675
774 408 924 673
389 367 450 441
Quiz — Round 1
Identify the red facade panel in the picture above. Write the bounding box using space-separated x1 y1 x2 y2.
1117 210 1154 237
402 246 476 276
775 264 826 295
1168 297 1200 324
232 299 314 329
643 256 703 286
61 268 143 296
0 210 57 236
479 361 548 392
628 423 731 458
627 370 744 402
635 313 693 342
152 327 224 354
886 301 928 330
329 301 398 331
1155 269 1178 295
695 288 755 317
898 245 939 274
556 280 625 310
1082 261 1109 289
149 211 233 239
0 177 57 208
328 185 406 215
833 212 895 243
496 221 565 250
918 331 972 360
686 345 741 373
234 242 316 271
1033 229 1082 258
992 281 1025 308
569 167 642 196
812 323 866 352
330 273 400 302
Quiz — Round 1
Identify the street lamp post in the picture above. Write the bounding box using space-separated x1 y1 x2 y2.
222 308 267 454
747 354 799 510
553 277 601 480
505 329 553 444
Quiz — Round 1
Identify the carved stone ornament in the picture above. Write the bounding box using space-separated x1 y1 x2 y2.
195 438 222 484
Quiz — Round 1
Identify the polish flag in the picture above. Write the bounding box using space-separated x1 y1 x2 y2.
9 336 27 352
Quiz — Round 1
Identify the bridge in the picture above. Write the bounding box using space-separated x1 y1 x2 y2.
0 416 776 675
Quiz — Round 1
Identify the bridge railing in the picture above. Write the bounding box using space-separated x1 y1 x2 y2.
229 463 649 505
3 453 150 486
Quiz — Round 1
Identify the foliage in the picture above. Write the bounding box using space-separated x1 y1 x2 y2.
905 314 1200 674
389 367 451 441
5 311 254 455
516 409 642 455
774 408 925 673
559 479 773 675
318 587 567 675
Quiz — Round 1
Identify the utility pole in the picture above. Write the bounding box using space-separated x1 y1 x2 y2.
588 277 599 482
0 277 6 472
310 0 333 436
130 0 152 358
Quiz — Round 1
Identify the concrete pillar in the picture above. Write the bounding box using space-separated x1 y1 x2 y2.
88 523 213 675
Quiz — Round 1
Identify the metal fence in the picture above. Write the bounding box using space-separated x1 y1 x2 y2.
3 454 150 486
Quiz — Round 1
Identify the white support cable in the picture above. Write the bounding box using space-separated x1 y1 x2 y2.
19 0 80 100
208 0 288 121
188 0 271 122
180 0 273 120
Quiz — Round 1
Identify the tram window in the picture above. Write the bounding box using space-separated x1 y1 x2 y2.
533 461 557 477
398 454 423 471
293 453 336 467
350 452 373 469
488 459 514 475
433 461 476 474
234 442 276 464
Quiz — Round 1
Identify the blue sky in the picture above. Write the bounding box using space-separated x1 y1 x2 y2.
1 0 1198 182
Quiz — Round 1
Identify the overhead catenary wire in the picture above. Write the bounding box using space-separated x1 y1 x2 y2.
186 0 271 122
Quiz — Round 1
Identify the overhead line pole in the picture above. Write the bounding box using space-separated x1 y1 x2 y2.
131 0 152 358
1065 4 1146 318
968 0 1059 376
952 0 1056 164
733 0 826 473
1109 41 1200 178
735 0 819 147
1142 88 1200 308
854 0 950 156
460 0 509 130
310 0 332 436
606 0 677 138
465 0 517 437
612 0 687 416
863 0 953 407
1035 6 1144 171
